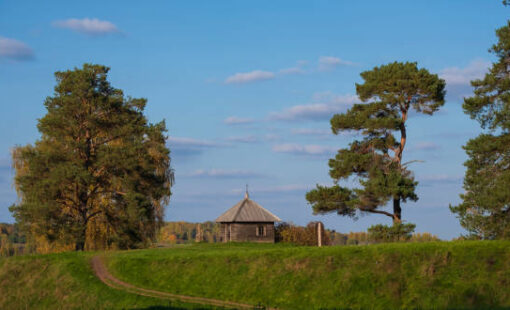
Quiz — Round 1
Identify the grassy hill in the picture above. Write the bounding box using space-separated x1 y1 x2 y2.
1 241 510 309
105 241 510 310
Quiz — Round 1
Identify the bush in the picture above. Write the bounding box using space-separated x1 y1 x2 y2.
367 223 416 243
410 232 440 242
275 222 330 246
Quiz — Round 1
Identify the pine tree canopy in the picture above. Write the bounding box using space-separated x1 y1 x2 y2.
307 62 445 223
10 64 173 251
451 22 510 239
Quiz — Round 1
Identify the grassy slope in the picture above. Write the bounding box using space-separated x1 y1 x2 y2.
107 241 510 310
0 252 221 310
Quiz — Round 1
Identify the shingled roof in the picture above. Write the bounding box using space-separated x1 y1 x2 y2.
215 190 281 223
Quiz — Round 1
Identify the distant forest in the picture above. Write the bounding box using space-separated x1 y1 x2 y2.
156 221 440 246
1 220 441 257
0 222 439 256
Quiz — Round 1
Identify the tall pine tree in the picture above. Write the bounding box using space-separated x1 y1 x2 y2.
306 62 445 223
450 21 510 239
10 64 173 251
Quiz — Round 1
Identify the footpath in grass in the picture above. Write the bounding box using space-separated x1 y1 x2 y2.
106 241 510 310
0 252 224 310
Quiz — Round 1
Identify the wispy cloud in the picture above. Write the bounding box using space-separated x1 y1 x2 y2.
440 59 490 99
291 128 331 136
410 141 441 151
291 128 358 138
440 59 489 85
269 92 359 121
225 70 275 84
263 133 281 141
223 57 354 85
272 143 336 156
187 169 265 179
318 56 355 71
223 60 307 85
223 116 255 125
279 67 305 75
279 60 308 75
168 137 220 147
177 184 309 201
0 36 34 61
167 136 224 156
419 174 463 186
225 135 259 144
231 184 309 195
52 18 120 35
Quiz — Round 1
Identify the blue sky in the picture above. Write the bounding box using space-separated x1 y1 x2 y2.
0 1 506 239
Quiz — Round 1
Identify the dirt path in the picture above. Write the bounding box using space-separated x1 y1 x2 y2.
91 256 274 309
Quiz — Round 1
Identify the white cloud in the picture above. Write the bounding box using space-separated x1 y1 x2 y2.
167 136 224 156
271 103 336 120
419 174 463 186
279 67 305 75
225 135 258 143
318 56 355 71
168 137 220 147
231 184 309 195
411 141 441 151
272 143 336 156
187 169 264 178
263 133 280 141
177 184 309 202
291 128 331 136
440 59 489 85
262 184 309 192
52 18 119 35
291 128 358 138
279 60 307 75
269 93 359 121
440 59 490 100
223 116 255 125
225 70 275 84
0 36 34 61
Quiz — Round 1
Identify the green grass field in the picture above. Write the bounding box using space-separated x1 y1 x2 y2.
1 241 510 309
105 241 510 310
0 251 222 310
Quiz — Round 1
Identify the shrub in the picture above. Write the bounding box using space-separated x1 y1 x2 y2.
367 223 416 243
275 222 330 246
410 232 441 242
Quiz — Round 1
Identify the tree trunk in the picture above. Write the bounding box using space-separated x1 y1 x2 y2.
75 221 88 251
393 198 402 224
75 239 85 251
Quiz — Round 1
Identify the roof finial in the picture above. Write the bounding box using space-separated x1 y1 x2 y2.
245 184 249 199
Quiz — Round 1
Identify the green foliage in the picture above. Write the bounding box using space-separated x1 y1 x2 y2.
107 241 510 310
0 223 25 257
410 232 441 242
367 223 416 243
330 229 440 245
451 22 510 239
307 62 445 223
0 253 219 309
10 64 173 251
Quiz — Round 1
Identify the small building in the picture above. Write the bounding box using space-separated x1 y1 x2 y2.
215 189 281 243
